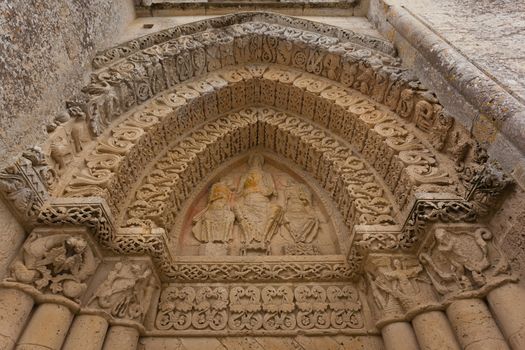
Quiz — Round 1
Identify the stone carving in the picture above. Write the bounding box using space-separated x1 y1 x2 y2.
0 147 53 224
419 227 510 295
59 63 454 229
8 233 98 300
163 261 356 282
282 183 321 255
234 154 282 254
155 284 363 333
88 262 155 322
121 107 397 235
366 256 434 317
192 181 235 243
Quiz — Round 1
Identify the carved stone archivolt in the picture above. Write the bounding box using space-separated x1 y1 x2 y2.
0 12 521 344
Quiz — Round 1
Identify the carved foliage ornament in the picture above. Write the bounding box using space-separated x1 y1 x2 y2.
156 284 363 333
8 233 98 300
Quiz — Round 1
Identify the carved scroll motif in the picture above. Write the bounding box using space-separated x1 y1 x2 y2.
155 284 363 333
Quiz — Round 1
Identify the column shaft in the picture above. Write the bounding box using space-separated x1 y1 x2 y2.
63 314 109 350
447 298 509 350
487 283 525 350
382 321 420 350
102 325 139 350
412 310 461 350
0 289 34 350
16 303 73 350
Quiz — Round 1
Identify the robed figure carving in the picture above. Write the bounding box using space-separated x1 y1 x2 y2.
282 183 320 255
192 181 235 243
234 154 282 253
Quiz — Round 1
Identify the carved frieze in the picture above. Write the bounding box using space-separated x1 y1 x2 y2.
155 283 363 334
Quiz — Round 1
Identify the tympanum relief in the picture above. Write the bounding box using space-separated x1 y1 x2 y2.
185 153 333 256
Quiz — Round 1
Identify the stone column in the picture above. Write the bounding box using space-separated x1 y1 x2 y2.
102 325 139 350
0 288 34 350
16 303 74 350
412 310 461 350
487 283 525 350
382 321 420 350
446 298 509 350
62 314 109 350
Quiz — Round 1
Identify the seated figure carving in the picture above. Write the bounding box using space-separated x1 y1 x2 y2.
233 154 282 254
192 181 235 243
282 183 320 255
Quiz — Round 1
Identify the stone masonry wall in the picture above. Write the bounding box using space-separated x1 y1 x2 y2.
0 0 135 168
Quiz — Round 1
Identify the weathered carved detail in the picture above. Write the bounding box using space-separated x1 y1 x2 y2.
88 262 156 322
155 283 363 333
92 13 394 69
162 261 356 282
419 226 512 297
122 108 397 234
365 255 437 322
7 232 98 301
0 147 54 226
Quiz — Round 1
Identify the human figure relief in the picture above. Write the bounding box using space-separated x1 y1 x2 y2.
233 154 282 253
282 183 320 255
419 228 508 293
192 181 235 243
88 262 153 321
9 234 98 300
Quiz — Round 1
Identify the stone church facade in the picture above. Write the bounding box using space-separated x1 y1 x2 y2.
1 1 525 350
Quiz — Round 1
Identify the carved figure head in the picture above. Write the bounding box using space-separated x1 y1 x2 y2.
66 236 88 254
247 153 265 169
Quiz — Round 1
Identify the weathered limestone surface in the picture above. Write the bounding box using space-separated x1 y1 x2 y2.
16 303 73 350
381 322 419 350
0 289 33 350
139 336 385 350
0 0 135 168
62 314 109 350
0 199 24 278
447 299 509 350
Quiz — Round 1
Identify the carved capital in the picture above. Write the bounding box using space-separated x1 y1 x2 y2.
5 227 100 302
86 259 159 324
418 225 515 300
364 254 439 327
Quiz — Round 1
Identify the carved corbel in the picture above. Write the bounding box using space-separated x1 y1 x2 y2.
417 225 515 301
2 226 101 305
